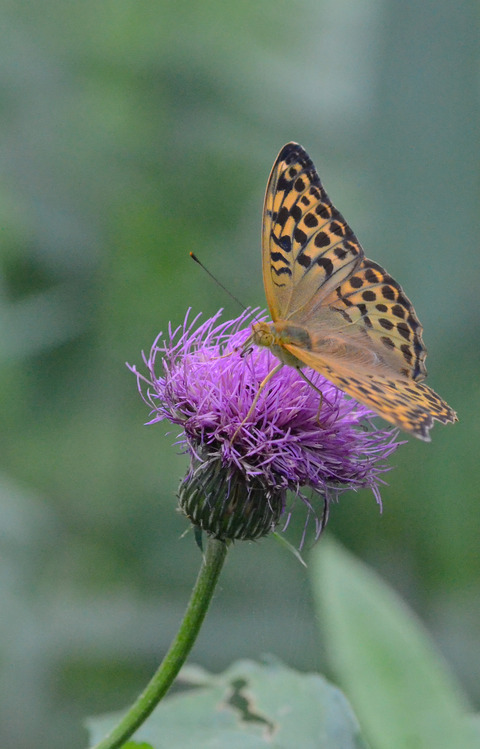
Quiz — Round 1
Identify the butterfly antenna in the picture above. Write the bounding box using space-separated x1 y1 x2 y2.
189 252 247 311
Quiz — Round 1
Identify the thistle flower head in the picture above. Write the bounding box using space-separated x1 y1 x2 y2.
128 309 402 543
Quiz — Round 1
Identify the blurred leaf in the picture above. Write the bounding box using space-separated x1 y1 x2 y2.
87 657 369 748
468 715 480 739
311 539 476 749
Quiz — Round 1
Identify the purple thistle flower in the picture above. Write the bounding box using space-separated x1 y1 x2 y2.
128 309 402 543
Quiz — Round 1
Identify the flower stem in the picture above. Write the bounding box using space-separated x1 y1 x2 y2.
90 536 229 749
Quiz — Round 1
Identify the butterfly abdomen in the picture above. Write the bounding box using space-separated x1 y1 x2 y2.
273 321 313 349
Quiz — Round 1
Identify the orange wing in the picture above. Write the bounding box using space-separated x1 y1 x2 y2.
262 142 363 321
283 341 456 441
260 142 457 439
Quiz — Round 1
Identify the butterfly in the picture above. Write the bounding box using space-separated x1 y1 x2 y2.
247 142 457 441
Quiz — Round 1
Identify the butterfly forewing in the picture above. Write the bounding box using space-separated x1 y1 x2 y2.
263 142 364 321
259 142 457 438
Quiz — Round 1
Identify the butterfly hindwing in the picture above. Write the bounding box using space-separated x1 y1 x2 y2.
283 342 455 441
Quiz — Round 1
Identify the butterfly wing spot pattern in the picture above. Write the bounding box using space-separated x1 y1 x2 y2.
250 142 457 441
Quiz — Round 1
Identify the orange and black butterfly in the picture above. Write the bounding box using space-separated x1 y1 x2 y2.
248 142 457 441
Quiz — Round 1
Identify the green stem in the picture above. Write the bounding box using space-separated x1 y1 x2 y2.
90 536 229 749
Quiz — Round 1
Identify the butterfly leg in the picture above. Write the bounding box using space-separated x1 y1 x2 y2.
231 362 284 443
297 368 324 425
212 350 234 361
213 335 253 362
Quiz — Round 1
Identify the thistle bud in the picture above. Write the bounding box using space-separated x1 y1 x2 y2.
178 453 285 541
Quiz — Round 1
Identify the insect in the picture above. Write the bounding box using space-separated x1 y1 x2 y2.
245 142 457 441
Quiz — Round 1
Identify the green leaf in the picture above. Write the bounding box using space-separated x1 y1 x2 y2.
311 538 477 749
468 714 480 739
87 658 369 748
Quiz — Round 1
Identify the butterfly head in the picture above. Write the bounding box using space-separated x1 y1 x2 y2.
239 322 275 359
251 321 276 349
249 321 307 369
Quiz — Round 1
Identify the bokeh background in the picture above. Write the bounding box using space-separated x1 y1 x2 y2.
1 2 479 748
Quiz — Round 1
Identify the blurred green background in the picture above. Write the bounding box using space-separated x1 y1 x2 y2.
1 2 478 748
